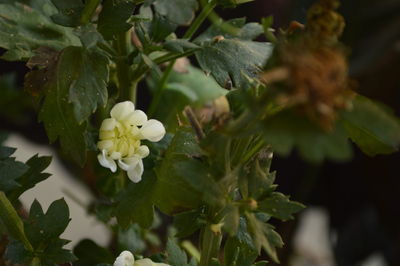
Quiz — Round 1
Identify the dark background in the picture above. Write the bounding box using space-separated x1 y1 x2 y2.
1 0 400 265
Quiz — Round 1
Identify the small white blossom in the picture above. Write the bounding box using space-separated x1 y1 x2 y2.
97 101 165 183
114 250 170 266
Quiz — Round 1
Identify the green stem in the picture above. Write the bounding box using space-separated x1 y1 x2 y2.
199 223 222 266
114 31 137 103
147 61 175 116
29 257 40 266
183 0 217 40
147 0 216 115
80 0 101 24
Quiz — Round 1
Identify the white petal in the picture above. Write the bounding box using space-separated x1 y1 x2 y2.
114 250 135 266
135 259 170 266
126 110 148 126
100 118 117 131
97 139 114 150
140 119 166 142
110 151 122 160
134 258 154 266
136 145 150 158
127 159 144 183
98 150 117 172
118 156 140 171
111 101 135 121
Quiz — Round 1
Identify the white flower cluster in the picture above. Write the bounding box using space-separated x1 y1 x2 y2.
114 250 170 266
97 101 165 182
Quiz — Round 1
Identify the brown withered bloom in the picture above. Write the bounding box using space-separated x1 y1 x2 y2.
260 0 353 130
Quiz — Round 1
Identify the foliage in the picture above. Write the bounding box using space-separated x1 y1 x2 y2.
0 0 399 265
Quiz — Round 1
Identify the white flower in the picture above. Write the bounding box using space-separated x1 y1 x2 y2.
97 101 165 183
114 250 170 266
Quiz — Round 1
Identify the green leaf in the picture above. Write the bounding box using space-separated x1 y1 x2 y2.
164 39 200 53
21 199 76 265
153 0 198 26
341 95 400 156
97 0 135 40
6 154 52 202
0 157 29 192
195 18 263 42
50 0 84 27
114 172 156 228
173 208 204 238
0 1 80 61
74 239 114 266
166 238 189 266
154 128 203 214
258 192 304 221
153 66 227 131
245 213 283 263
263 111 353 163
66 47 109 123
0 192 32 251
195 39 272 89
36 47 87 164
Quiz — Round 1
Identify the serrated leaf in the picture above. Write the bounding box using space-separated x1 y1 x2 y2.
258 192 304 221
0 158 29 192
263 111 353 163
245 213 283 263
153 0 198 26
195 39 272 89
166 238 188 266
114 172 156 228
195 18 263 42
7 154 52 202
97 0 135 40
341 95 400 156
22 199 75 265
0 1 80 61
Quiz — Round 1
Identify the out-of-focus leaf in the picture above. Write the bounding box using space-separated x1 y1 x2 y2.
153 0 198 26
341 95 400 156
0 1 80 61
263 111 353 163
97 0 135 40
114 172 156 228
166 238 189 266
0 157 28 192
50 0 84 27
173 208 204 238
74 239 114 266
0 192 32 252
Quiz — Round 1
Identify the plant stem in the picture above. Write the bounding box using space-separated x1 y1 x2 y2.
80 0 101 24
183 0 217 40
199 223 222 266
147 61 175 116
147 0 216 115
114 31 137 103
